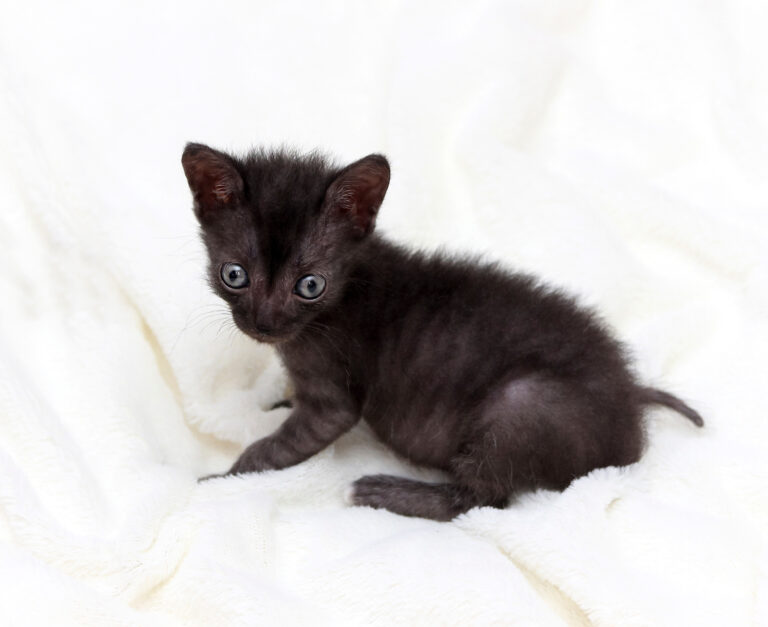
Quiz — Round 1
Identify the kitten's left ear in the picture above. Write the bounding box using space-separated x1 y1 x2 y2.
181 143 244 224
324 154 390 237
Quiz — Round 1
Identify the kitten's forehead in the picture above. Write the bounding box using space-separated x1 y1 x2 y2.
241 149 338 281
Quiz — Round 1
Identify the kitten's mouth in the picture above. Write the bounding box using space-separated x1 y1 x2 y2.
232 318 293 344
253 332 284 344
247 327 299 345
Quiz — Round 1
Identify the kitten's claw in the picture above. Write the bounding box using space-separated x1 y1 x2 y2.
197 472 228 483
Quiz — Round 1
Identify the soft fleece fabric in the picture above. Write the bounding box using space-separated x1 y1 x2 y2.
1 1 766 625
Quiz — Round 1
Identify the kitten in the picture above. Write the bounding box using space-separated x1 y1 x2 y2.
182 143 703 522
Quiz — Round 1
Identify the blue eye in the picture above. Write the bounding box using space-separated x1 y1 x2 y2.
221 263 249 289
294 274 326 300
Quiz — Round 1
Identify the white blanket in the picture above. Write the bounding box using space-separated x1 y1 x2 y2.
1 1 766 624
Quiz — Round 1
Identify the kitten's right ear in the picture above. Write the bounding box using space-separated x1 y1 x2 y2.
181 143 244 223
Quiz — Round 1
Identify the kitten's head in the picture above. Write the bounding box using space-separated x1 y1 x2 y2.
182 143 390 344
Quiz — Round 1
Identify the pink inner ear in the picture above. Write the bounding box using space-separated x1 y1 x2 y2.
182 145 244 215
213 178 234 202
327 155 390 236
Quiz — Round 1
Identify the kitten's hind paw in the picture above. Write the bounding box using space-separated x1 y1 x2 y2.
349 475 399 509
349 474 473 521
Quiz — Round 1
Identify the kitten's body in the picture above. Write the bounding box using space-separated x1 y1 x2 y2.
183 144 702 521
285 238 642 480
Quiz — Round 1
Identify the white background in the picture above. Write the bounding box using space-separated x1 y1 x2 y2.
0 1 766 625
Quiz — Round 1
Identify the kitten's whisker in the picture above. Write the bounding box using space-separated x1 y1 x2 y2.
171 304 231 355
177 304 234 342
305 321 348 362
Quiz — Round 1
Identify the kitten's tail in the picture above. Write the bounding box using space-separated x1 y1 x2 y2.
639 387 704 427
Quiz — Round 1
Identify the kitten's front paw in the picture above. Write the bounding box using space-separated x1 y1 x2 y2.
226 442 277 476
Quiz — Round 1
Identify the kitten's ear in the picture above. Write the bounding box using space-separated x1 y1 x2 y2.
181 143 244 223
324 154 390 237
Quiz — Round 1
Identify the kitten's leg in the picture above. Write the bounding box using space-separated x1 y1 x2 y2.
223 403 359 476
350 376 632 520
349 475 487 521
348 447 520 522
451 375 644 497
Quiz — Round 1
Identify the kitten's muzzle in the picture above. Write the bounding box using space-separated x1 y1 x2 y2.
249 324 296 344
253 325 282 344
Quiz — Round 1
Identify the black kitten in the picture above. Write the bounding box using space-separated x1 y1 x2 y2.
182 143 703 521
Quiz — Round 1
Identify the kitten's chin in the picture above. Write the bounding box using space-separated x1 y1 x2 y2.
246 328 299 345
253 334 285 345
231 319 295 344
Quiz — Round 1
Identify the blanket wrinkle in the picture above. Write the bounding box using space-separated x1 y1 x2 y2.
457 514 595 627
513 560 593 627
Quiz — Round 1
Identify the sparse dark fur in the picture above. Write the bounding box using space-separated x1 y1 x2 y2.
182 143 703 522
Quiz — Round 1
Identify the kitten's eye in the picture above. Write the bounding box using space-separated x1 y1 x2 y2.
221 263 249 289
294 274 326 300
